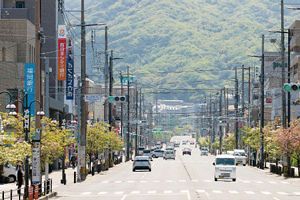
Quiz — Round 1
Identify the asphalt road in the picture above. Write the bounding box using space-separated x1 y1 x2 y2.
53 145 300 200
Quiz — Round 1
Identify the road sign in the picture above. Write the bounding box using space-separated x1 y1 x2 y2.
120 76 136 84
84 95 102 102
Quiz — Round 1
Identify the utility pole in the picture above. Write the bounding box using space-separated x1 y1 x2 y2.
79 0 87 181
126 66 130 161
109 50 113 131
234 67 239 149
219 89 223 154
120 72 123 138
209 94 212 152
248 67 251 126
35 0 41 127
281 0 286 128
135 86 138 156
260 34 265 170
139 88 142 146
287 29 291 126
104 26 108 122
44 58 50 117
242 65 245 117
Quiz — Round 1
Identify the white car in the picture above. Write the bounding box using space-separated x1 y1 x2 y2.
200 147 209 156
132 156 151 172
164 150 175 160
152 149 164 158
233 149 247 166
2 163 17 183
213 155 236 182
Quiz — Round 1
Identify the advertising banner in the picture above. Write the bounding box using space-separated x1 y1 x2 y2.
24 63 35 115
66 53 74 100
57 25 67 80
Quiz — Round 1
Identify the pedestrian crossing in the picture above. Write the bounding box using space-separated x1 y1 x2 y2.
73 189 300 197
98 179 291 185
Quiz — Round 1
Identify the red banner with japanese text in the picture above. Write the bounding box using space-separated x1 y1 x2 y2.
57 38 66 80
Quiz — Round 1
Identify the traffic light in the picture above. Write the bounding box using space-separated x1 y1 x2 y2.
108 96 127 103
283 83 300 92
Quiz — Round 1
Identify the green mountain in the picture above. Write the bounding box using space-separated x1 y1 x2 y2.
65 0 300 102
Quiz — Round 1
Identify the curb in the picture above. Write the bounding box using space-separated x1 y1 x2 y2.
39 192 57 200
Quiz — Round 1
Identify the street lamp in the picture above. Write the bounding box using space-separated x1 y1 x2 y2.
12 93 44 198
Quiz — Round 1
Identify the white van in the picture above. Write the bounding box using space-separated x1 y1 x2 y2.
234 149 247 166
213 155 236 182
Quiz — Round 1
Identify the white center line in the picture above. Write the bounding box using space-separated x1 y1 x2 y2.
245 191 255 195
131 191 140 194
212 190 222 194
97 192 107 195
277 192 288 195
261 191 271 195
229 190 239 194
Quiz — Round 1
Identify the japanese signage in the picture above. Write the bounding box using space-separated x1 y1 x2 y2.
32 129 41 184
120 76 136 84
24 63 35 115
66 41 74 100
57 25 67 80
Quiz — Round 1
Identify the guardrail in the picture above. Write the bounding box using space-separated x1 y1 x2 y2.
1 179 52 200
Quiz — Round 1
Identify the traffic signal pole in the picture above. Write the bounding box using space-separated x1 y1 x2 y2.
260 34 265 170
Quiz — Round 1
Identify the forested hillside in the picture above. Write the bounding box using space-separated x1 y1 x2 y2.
65 0 300 101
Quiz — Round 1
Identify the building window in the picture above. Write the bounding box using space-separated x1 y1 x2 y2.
16 1 25 8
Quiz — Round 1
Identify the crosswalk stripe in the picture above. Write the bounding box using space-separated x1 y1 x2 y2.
101 181 109 184
180 190 189 193
229 190 239 194
179 179 186 182
127 180 135 183
261 191 271 195
115 181 122 183
81 192 91 195
268 181 277 184
212 190 222 194
164 190 173 194
293 192 300 195
245 191 255 195
114 191 124 195
281 181 289 184
277 192 288 195
97 192 107 195
140 180 147 183
131 191 140 194
255 181 263 184
191 179 199 182
196 189 206 193
166 180 174 183
147 190 157 194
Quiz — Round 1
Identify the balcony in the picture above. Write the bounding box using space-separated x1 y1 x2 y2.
0 8 28 20
291 36 300 52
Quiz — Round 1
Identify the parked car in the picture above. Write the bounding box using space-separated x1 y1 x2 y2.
213 154 236 182
182 141 187 145
143 149 153 161
132 156 151 172
200 147 209 156
152 149 164 158
164 150 175 160
2 163 16 183
233 149 247 166
182 148 191 155
174 142 180 148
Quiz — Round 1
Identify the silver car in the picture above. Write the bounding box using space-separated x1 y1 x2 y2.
132 156 151 172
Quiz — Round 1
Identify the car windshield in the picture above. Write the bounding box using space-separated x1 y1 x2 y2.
234 152 246 156
216 158 235 165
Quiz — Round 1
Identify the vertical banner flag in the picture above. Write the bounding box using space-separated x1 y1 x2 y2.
32 129 41 184
66 39 74 100
24 63 35 115
57 25 67 80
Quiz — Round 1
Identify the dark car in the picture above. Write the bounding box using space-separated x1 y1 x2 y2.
182 148 191 155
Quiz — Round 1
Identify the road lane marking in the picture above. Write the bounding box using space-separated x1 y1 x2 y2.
261 191 271 195
212 190 222 194
147 190 157 194
203 179 212 183
245 191 255 195
273 197 280 200
131 191 140 194
255 180 263 184
242 180 250 183
281 181 289 184
293 192 300 195
229 190 239 194
166 180 174 183
115 180 122 183
179 179 186 182
269 181 277 184
164 190 173 194
277 192 288 195
81 192 91 195
114 191 124 195
152 180 160 183
180 190 189 193
196 189 206 193
121 194 127 200
101 180 109 184
140 180 147 183
127 180 135 183
191 179 199 182
97 192 107 195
